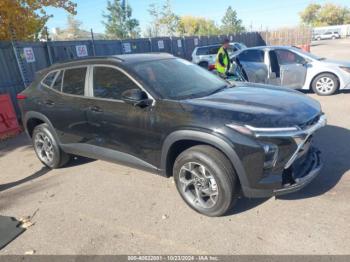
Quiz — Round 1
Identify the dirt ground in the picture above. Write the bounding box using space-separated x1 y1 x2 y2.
0 39 349 255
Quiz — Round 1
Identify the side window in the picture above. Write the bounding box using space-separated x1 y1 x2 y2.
42 71 58 87
208 46 220 55
275 49 305 65
62 67 87 96
238 50 265 63
196 47 209 56
52 71 63 92
93 67 139 100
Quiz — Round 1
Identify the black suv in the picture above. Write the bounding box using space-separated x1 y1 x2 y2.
18 54 326 216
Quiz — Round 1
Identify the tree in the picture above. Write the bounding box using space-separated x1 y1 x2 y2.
178 16 220 36
221 6 245 34
146 0 179 37
159 0 179 36
0 0 76 41
300 3 350 26
51 15 89 40
103 0 140 39
299 4 321 26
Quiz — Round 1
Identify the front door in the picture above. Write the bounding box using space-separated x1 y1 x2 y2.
275 49 308 89
85 65 159 165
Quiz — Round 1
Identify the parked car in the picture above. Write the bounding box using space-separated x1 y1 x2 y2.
192 42 246 69
231 46 350 95
18 54 326 217
314 31 340 40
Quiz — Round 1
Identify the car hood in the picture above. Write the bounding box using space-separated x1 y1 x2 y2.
321 59 350 67
184 85 322 128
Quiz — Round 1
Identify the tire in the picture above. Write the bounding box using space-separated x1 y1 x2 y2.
32 123 70 169
312 73 339 96
198 61 209 70
173 145 238 217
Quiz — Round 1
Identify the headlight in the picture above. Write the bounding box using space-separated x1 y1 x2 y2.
226 123 299 137
261 143 279 169
340 66 350 74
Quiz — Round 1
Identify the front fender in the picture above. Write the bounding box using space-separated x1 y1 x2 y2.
160 130 250 190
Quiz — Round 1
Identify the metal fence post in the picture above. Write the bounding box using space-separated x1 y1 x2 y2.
149 38 153 52
91 28 96 56
10 39 26 88
47 42 53 65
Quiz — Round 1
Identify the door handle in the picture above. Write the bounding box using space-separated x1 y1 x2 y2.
89 106 103 113
44 99 55 106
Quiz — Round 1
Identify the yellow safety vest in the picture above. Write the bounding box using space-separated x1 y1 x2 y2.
215 47 229 74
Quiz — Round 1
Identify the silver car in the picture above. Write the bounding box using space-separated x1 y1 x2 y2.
192 42 246 69
314 31 340 41
232 46 350 95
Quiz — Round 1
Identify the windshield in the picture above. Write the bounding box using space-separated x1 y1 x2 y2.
132 58 228 100
293 47 323 61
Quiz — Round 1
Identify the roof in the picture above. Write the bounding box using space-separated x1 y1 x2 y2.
46 53 174 71
243 45 296 51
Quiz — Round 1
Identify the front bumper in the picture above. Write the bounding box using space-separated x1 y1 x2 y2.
242 148 322 198
273 148 322 196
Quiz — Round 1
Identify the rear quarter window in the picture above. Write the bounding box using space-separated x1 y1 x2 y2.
42 71 58 87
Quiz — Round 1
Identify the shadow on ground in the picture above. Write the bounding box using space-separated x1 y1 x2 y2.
64 156 96 168
0 133 31 158
0 167 50 192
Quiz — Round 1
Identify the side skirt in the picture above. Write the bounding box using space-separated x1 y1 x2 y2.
61 143 161 174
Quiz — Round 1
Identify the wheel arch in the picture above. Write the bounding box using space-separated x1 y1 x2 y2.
24 111 60 143
309 71 341 90
160 130 249 189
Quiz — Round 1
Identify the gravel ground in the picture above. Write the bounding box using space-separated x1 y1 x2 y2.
0 39 349 255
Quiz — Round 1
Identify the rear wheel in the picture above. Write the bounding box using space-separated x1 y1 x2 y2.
32 123 70 168
312 73 339 96
173 145 238 217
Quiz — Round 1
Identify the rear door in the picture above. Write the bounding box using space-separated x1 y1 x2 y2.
275 49 307 89
237 49 268 83
48 66 92 144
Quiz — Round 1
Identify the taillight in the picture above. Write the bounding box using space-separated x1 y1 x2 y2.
208 64 216 71
16 94 27 100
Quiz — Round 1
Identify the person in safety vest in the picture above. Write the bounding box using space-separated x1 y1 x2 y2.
215 39 231 77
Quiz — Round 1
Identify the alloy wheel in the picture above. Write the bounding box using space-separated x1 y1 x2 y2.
178 162 219 209
315 77 335 94
34 132 55 165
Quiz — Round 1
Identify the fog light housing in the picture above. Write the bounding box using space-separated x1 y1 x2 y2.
262 143 279 169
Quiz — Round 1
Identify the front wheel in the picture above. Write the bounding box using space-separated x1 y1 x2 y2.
32 123 70 168
312 73 339 96
173 145 238 217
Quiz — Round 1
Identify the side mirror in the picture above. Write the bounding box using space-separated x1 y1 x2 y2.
121 89 152 108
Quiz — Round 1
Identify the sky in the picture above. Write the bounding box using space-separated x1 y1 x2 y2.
45 0 350 34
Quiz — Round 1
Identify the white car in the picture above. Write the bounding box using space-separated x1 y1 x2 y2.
314 31 340 40
231 46 350 95
191 42 246 69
